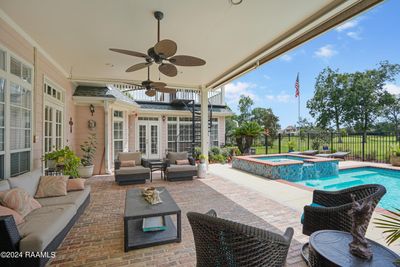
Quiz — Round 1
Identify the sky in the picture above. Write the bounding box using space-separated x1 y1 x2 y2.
224 0 400 128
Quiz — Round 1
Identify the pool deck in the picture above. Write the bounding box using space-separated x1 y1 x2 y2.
208 161 400 254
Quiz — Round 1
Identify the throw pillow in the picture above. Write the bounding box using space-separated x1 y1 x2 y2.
35 176 69 198
176 159 190 165
120 160 136 167
0 188 41 217
67 178 85 191
0 205 25 225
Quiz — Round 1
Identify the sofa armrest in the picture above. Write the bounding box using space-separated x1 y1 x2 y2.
188 157 195 165
142 158 150 167
163 158 171 168
114 160 121 170
0 215 21 252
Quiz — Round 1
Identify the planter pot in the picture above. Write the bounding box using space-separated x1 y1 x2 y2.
78 165 94 178
197 162 207 178
391 156 400 167
47 159 57 170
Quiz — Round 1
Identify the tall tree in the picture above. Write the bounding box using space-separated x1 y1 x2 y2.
237 95 254 125
307 67 348 138
382 94 400 141
251 107 280 147
344 61 400 141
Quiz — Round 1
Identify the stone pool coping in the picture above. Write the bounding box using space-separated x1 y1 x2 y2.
234 153 339 166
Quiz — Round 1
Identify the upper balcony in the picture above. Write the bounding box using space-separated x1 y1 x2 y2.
112 84 225 106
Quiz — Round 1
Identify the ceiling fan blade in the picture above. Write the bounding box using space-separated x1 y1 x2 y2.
145 89 157 97
157 87 176 94
169 55 206 66
150 82 167 89
126 62 152 72
159 63 178 77
154 39 177 58
109 48 148 58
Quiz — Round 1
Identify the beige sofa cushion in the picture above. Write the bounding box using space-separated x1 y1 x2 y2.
8 169 42 197
18 204 77 252
118 152 141 165
0 179 10 192
167 164 197 172
37 186 90 209
115 166 150 175
168 152 188 163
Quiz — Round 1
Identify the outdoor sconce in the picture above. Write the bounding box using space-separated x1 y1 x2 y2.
162 115 166 121
89 104 95 116
69 117 73 133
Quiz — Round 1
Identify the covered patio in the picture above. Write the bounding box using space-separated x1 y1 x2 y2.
0 1 396 267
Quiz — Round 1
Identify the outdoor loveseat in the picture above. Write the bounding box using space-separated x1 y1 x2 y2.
164 152 197 181
0 169 90 267
114 152 150 185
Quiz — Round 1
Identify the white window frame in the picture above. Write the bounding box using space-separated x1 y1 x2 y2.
210 118 219 147
0 44 34 178
113 110 124 161
42 78 65 160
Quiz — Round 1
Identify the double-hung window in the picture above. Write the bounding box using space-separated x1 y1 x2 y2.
0 48 33 179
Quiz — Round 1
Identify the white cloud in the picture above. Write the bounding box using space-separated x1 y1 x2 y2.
280 54 292 62
265 91 294 103
347 31 362 40
225 82 256 108
314 45 338 59
336 20 358 32
263 74 271 80
384 83 400 95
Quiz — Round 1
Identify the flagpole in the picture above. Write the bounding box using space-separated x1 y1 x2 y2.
297 73 300 150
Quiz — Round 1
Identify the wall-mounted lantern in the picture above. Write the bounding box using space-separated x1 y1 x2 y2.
89 104 95 116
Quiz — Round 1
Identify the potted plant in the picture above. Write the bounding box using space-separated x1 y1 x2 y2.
43 146 81 178
390 145 400 167
287 141 295 152
78 133 97 178
197 154 207 178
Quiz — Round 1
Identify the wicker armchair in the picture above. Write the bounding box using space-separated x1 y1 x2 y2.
187 210 294 267
302 184 386 236
301 184 386 264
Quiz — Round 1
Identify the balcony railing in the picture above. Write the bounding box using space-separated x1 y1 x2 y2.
112 84 224 105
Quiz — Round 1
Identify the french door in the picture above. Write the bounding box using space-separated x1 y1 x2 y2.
137 120 160 159
44 103 63 156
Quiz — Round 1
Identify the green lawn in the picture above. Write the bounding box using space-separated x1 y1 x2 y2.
253 134 399 163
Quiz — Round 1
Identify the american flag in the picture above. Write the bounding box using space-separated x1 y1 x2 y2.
295 73 300 97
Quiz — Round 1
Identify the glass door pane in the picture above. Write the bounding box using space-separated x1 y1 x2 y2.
150 125 158 156
139 124 147 155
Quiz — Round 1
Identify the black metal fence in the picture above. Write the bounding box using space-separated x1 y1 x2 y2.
261 132 400 163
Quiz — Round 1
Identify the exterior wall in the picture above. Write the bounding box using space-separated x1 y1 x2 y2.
0 17 76 172
73 105 105 174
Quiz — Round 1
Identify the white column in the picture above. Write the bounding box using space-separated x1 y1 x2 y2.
200 87 209 160
104 101 110 174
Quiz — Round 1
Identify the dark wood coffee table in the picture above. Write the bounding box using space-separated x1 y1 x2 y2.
309 230 399 267
124 187 181 251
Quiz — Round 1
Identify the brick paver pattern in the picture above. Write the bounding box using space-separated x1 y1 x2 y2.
49 173 307 267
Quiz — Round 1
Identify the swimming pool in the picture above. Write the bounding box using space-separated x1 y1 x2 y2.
257 155 306 162
295 167 400 211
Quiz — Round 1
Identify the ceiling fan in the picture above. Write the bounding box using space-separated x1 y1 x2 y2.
110 11 206 77
123 66 176 97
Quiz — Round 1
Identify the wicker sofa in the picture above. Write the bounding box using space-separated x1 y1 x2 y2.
164 152 197 181
0 169 90 267
114 152 150 185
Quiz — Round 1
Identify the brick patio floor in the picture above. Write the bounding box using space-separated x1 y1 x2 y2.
49 173 307 267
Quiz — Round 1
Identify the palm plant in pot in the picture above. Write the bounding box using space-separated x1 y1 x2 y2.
78 133 97 178
390 145 400 167
374 208 400 264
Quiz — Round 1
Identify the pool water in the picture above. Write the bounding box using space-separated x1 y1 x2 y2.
295 167 400 211
257 155 306 162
